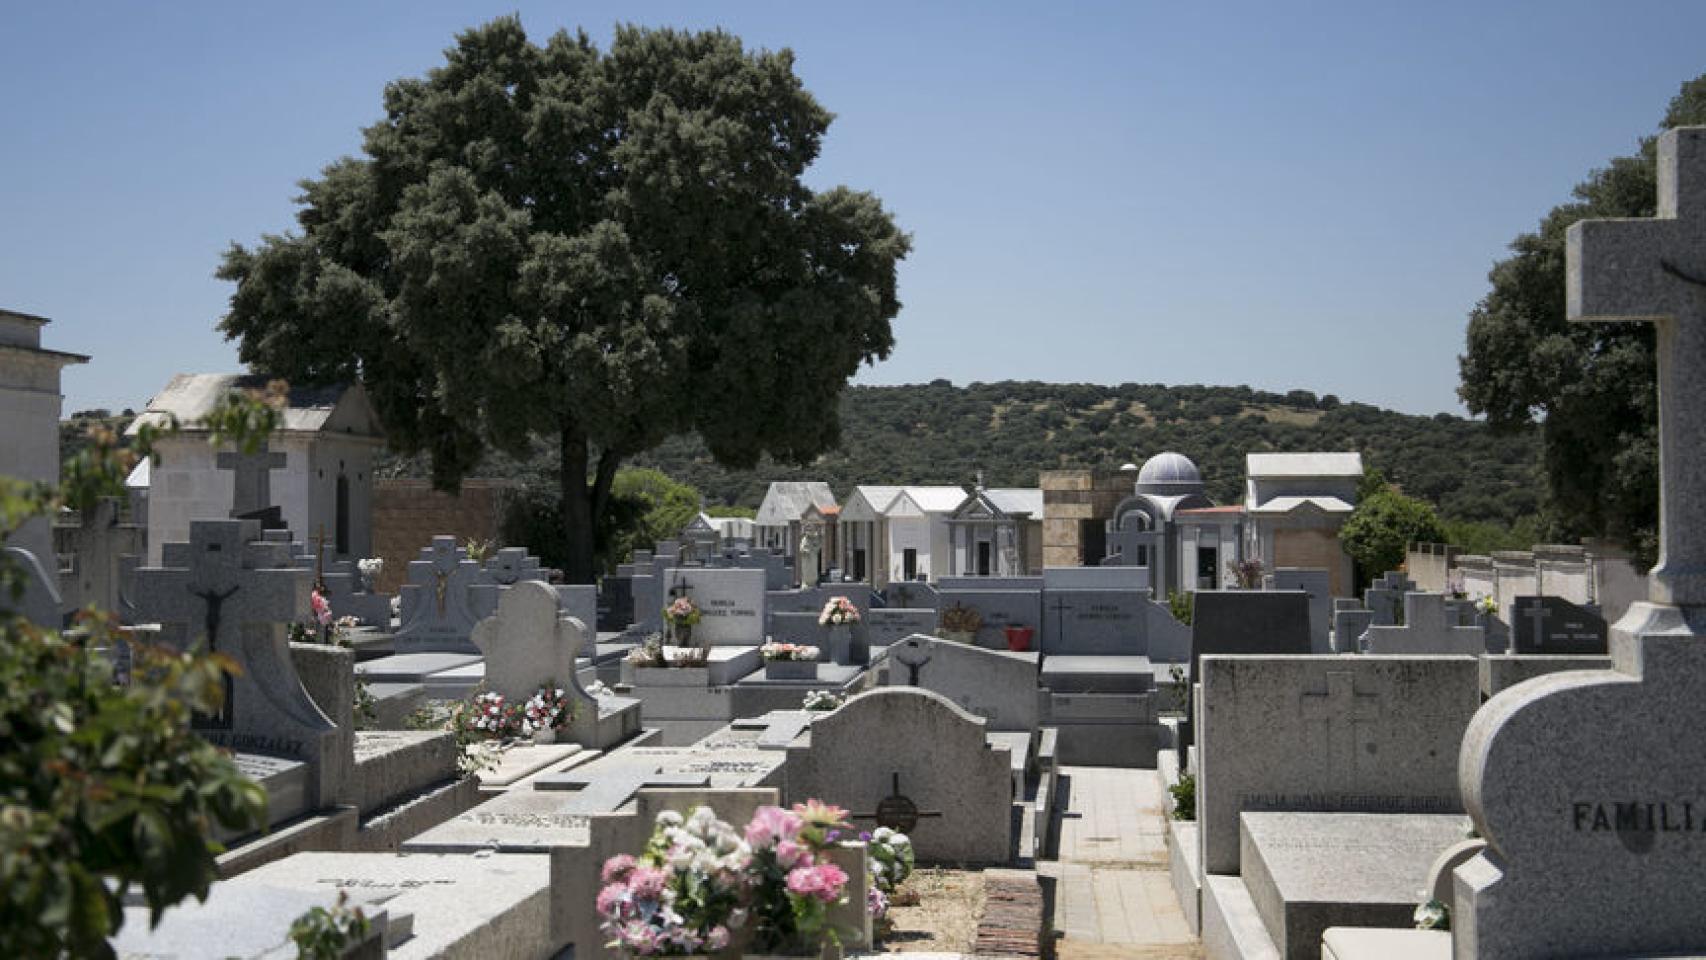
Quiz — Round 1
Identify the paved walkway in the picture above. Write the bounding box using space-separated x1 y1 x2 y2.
1038 766 1201 960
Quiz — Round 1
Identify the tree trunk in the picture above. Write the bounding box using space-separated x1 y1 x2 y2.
557 425 624 585
559 426 598 584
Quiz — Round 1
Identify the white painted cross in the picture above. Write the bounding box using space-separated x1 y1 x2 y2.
1568 126 1706 606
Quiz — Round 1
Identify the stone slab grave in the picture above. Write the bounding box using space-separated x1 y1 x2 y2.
658 566 767 645
766 582 874 614
1362 571 1415 626
887 634 1041 732
472 580 640 750
784 686 1012 864
1239 811 1472 960
1039 587 1144 655
226 850 556 958
1360 591 1489 656
937 587 1042 649
393 535 485 653
110 881 397 958
1453 128 1706 959
477 741 591 791
1197 654 1480 875
353 650 480 684
863 607 939 648
532 742 784 810
770 609 866 664
131 518 344 821
1332 607 1374 654
1510 593 1608 654
1268 567 1334 654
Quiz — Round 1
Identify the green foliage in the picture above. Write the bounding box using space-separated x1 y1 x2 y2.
382 380 1545 532
1169 773 1196 821
217 18 908 583
0 609 267 958
1458 76 1706 566
703 504 756 519
288 891 372 960
503 467 703 574
1441 516 1548 557
1167 590 1194 627
1341 486 1448 589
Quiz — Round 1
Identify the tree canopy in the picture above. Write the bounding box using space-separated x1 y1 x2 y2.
1340 475 1448 589
218 17 909 581
1458 75 1706 565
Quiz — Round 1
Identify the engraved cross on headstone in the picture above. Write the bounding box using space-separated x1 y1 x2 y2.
215 442 287 518
1300 671 1380 781
1050 596 1072 646
1522 597 1555 650
851 771 944 834
1568 126 1706 606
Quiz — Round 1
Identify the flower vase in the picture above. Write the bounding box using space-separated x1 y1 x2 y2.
534 727 557 745
826 624 853 665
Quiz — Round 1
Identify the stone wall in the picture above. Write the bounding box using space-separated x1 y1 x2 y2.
1040 468 1129 567
371 478 516 593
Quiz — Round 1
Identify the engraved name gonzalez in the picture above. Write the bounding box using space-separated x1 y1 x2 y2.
1571 801 1706 833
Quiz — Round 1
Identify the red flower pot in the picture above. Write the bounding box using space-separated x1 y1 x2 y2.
1004 626 1035 651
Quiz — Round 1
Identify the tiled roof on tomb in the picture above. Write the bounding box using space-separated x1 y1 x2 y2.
126 373 380 438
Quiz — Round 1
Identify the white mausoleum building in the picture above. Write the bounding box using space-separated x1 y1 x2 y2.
127 374 385 563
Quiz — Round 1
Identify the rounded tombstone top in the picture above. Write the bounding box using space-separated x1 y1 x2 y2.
1136 451 1203 493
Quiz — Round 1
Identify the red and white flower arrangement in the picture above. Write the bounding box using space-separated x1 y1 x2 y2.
520 686 573 736
818 596 861 627
760 642 819 662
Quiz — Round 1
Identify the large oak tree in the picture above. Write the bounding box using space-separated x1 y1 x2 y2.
1459 77 1706 566
219 18 909 581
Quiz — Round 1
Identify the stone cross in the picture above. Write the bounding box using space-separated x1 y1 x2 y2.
1300 671 1380 781
215 443 287 518
550 767 712 813
128 519 342 806
394 535 484 652
1568 126 1706 606
470 580 580 704
1523 597 1554 649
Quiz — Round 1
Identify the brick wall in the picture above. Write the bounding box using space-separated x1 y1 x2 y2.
371 478 516 593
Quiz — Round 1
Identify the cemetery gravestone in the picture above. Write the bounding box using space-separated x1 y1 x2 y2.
784 687 1012 864
1362 572 1415 627
1510 595 1608 655
659 568 767 645
471 581 576 703
1360 592 1488 656
1269 567 1333 654
937 588 1041 649
1189 591 1312 683
394 536 485 653
1453 125 1706 958
131 519 344 814
887 635 1040 731
863 608 939 648
1040 589 1147 655
1197 654 1479 874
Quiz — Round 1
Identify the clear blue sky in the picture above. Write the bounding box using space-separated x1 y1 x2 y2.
5 1 1705 418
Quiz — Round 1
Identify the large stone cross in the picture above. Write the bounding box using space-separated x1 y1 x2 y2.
1568 126 1706 606
216 442 287 518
